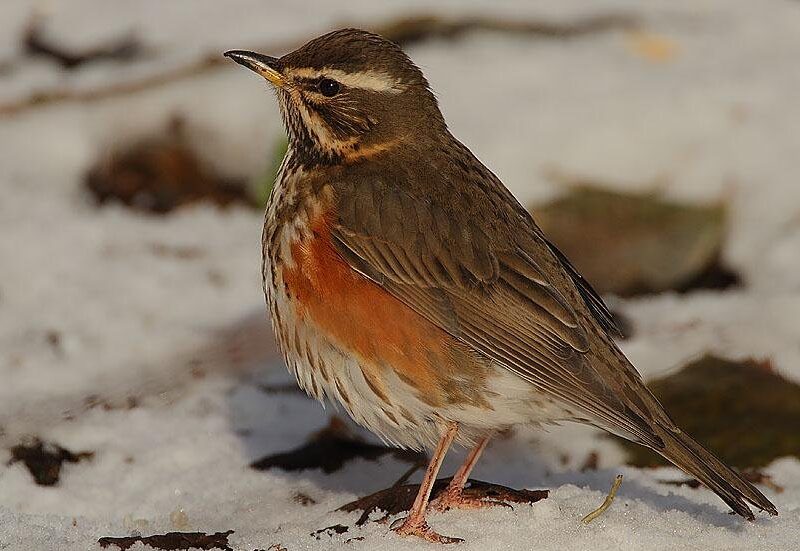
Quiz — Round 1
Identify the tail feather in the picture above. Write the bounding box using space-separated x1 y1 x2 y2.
653 424 778 519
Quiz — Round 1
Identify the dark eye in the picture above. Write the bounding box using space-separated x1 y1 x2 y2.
318 78 340 97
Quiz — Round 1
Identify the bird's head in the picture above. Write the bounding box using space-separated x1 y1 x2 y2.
225 29 444 164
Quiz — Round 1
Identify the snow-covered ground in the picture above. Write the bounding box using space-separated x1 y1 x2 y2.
1 1 799 549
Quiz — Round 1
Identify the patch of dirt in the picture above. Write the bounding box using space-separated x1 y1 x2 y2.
311 524 349 540
8 438 94 486
98 530 234 550
580 450 599 472
532 185 738 296
672 259 741 293
250 416 425 473
338 477 549 527
620 355 800 467
85 117 255 214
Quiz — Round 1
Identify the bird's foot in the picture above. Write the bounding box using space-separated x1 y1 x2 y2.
429 487 511 513
391 516 463 544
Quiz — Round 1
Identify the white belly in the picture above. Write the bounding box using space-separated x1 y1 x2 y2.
267 266 570 451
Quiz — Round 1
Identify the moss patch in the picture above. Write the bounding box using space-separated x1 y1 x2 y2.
532 186 737 296
620 355 800 468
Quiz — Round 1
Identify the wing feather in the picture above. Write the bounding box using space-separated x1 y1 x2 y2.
328 155 660 448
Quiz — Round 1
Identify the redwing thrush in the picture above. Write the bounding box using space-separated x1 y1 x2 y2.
225 29 777 543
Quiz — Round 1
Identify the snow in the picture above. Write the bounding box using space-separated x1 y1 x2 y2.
2 0 800 549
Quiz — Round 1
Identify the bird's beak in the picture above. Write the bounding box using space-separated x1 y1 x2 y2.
224 50 284 87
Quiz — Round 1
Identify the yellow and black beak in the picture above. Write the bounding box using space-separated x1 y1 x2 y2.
224 50 284 87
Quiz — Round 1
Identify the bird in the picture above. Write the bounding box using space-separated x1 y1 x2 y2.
224 29 777 543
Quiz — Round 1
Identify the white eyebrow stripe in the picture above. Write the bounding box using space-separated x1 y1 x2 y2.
289 67 404 93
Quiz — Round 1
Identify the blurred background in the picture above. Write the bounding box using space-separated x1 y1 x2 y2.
1 1 799 550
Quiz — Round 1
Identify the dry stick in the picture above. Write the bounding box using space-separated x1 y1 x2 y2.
24 17 142 69
581 474 624 524
0 13 638 117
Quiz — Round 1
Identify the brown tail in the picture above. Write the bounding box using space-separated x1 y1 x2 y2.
652 424 778 519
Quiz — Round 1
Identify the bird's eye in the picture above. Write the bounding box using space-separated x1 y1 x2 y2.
318 78 340 97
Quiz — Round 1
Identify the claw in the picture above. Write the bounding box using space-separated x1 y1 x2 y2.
391 516 463 544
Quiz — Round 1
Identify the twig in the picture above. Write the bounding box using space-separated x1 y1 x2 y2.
374 13 637 46
0 12 638 117
24 16 142 69
0 52 226 117
581 474 624 524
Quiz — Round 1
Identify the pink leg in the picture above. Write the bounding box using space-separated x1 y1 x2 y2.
430 437 494 512
392 423 462 544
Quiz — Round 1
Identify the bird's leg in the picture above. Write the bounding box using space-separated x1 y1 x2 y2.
429 437 496 512
392 422 461 544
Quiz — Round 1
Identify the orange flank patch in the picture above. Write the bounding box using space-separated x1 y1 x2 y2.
281 211 470 407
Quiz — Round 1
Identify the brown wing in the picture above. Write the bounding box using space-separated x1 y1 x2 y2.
329 148 662 448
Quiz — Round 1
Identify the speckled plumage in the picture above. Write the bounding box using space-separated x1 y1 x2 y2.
225 29 776 540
